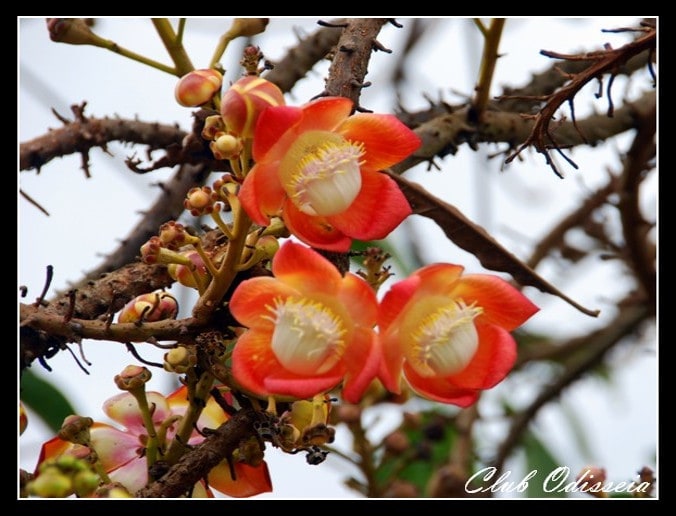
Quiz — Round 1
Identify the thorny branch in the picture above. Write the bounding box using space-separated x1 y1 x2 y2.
135 408 269 498
20 104 187 174
504 27 656 177
265 20 344 93
320 18 390 110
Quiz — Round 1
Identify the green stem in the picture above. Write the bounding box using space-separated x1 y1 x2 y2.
472 18 506 119
176 18 187 43
209 30 235 69
152 18 195 77
88 34 176 75
210 210 235 240
164 372 215 464
129 388 160 468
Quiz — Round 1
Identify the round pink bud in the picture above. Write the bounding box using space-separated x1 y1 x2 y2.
175 68 223 107
220 76 285 138
167 250 209 289
117 291 179 324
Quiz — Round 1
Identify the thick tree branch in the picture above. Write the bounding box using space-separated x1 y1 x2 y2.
135 408 268 498
391 90 655 175
20 107 186 173
265 20 344 93
322 18 389 109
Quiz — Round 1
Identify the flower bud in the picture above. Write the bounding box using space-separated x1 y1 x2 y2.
114 365 152 391
210 133 243 160
58 415 94 445
383 430 410 455
46 18 106 47
202 114 226 141
28 467 73 498
175 68 223 107
230 18 269 38
117 291 178 324
184 186 217 216
167 249 210 290
163 345 197 374
72 469 101 497
220 76 285 138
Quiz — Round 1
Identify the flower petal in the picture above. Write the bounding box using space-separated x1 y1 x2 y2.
410 263 465 296
264 370 344 400
102 392 171 435
402 363 480 407
208 461 273 498
35 437 74 473
230 276 300 329
90 422 143 472
338 272 378 328
239 161 287 226
271 240 343 294
231 330 280 397
107 456 148 493
282 202 353 251
446 323 517 390
338 113 421 171
341 326 379 403
378 327 405 394
328 171 411 241
252 105 302 161
296 97 353 132
378 274 420 332
452 274 539 330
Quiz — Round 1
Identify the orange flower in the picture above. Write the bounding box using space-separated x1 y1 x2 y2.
238 97 421 251
378 264 539 406
229 240 379 403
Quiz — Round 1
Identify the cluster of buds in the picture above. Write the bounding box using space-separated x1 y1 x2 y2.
27 452 101 498
140 221 215 293
276 394 335 452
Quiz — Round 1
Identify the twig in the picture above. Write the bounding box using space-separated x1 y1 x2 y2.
471 18 505 120
618 100 656 306
526 174 620 269
491 302 651 475
504 28 656 175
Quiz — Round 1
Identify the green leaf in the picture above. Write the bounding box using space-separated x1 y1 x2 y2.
523 431 566 498
20 369 77 433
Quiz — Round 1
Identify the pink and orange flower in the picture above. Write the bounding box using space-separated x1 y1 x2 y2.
378 264 539 406
229 240 380 403
238 97 421 251
34 386 272 498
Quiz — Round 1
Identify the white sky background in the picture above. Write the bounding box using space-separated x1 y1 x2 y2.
18 17 657 499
